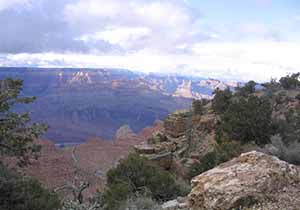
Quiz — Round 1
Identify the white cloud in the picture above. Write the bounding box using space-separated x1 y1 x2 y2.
78 26 151 50
0 0 29 11
2 41 300 82
0 0 299 82
64 0 122 23
64 0 193 28
63 0 203 53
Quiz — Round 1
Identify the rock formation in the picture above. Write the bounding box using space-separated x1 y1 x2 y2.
115 124 138 140
188 151 300 210
135 108 217 177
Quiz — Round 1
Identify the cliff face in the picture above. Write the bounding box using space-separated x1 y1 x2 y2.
135 107 217 177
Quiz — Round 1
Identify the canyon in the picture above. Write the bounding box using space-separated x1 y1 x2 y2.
0 67 238 144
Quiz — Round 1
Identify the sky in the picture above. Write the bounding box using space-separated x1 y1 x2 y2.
0 0 300 81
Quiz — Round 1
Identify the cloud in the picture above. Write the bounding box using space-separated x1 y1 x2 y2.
2 41 299 82
0 0 29 11
0 0 115 54
0 0 206 54
237 23 281 41
0 0 299 81
77 26 151 51
0 0 293 54
64 0 206 53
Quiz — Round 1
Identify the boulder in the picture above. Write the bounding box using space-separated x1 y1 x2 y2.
188 151 300 210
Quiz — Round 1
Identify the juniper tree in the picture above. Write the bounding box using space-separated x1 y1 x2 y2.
0 78 47 166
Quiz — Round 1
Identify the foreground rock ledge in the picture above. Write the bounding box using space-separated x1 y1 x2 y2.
188 151 300 210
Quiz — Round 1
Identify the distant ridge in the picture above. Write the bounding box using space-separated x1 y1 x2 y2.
0 67 239 143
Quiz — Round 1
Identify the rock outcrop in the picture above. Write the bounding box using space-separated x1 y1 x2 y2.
164 111 190 138
135 109 217 176
188 151 300 210
115 124 137 140
135 110 188 171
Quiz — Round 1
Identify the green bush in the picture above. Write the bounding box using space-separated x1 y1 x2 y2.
268 135 300 165
279 72 300 89
274 91 287 105
261 78 281 92
192 99 209 115
188 150 218 178
188 141 241 179
220 95 272 145
272 110 300 143
0 164 61 210
103 153 185 210
212 88 233 114
236 81 257 97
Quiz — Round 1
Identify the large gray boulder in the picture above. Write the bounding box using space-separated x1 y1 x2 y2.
188 151 300 210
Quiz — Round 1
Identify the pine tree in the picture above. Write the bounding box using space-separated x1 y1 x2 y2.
0 78 47 166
